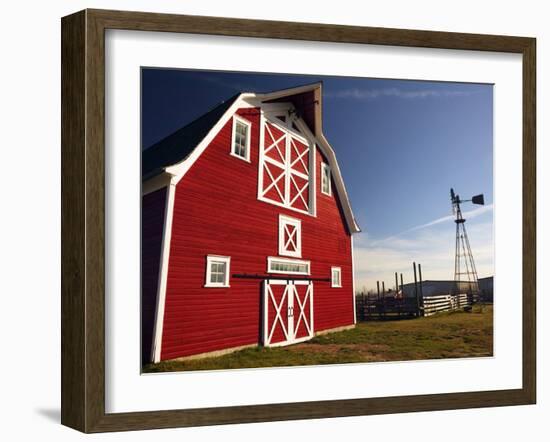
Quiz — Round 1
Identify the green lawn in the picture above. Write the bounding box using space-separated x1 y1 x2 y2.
143 305 493 373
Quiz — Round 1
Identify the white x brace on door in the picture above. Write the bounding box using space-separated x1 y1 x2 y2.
262 279 314 347
259 120 312 214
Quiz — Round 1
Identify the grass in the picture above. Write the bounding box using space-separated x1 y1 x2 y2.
143 304 493 373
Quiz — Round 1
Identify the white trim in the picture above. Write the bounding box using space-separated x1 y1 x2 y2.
258 116 313 215
351 236 357 324
292 118 318 216
278 214 302 258
317 132 360 232
259 102 292 114
292 280 314 341
150 179 177 363
262 279 268 345
264 113 309 145
331 266 342 288
310 142 317 216
159 86 360 233
267 256 310 275
257 110 266 203
257 193 311 216
204 255 231 288
262 279 314 347
321 162 332 196
230 115 252 162
165 94 255 182
257 82 323 102
142 172 173 196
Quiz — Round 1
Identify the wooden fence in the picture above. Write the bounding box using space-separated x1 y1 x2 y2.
355 294 420 321
355 293 472 321
422 293 471 317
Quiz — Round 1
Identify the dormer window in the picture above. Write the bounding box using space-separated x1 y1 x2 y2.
321 162 331 196
231 116 251 162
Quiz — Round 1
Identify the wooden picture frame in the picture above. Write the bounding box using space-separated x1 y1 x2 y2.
61 8 536 433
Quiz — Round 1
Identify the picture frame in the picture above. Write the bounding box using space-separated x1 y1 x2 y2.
61 8 536 433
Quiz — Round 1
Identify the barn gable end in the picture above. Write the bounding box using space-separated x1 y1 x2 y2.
142 83 360 363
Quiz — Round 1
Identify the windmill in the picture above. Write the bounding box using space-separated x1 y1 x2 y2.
450 188 484 299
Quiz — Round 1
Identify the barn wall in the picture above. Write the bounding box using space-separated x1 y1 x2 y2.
160 107 354 361
141 187 167 364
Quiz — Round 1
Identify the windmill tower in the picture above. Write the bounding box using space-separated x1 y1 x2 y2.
450 188 484 298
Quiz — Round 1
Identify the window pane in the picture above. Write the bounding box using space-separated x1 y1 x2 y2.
269 259 308 274
322 164 330 194
332 268 341 286
233 121 248 159
210 261 227 284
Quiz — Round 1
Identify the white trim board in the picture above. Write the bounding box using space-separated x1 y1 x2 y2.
150 179 177 363
204 255 231 288
278 214 302 258
164 94 256 182
267 256 311 275
230 114 252 162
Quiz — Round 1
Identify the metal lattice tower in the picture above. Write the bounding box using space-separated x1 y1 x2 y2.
450 188 484 296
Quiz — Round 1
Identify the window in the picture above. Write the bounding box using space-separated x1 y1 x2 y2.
231 116 251 161
331 267 342 288
205 255 231 287
267 257 310 275
278 215 302 258
321 162 331 196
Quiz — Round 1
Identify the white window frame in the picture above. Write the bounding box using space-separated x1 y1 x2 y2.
321 162 332 196
278 214 302 258
267 256 311 275
331 266 342 288
230 115 252 162
205 255 231 288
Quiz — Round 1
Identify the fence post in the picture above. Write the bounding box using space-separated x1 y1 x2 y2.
413 262 420 317
382 281 386 319
418 263 425 315
400 273 410 316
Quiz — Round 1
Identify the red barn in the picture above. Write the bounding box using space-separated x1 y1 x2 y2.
142 83 361 364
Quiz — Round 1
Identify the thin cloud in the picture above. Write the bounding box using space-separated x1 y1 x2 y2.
353 221 494 291
325 87 474 101
371 204 493 246
405 204 493 233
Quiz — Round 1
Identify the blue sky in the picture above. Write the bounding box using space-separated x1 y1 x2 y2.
142 69 494 290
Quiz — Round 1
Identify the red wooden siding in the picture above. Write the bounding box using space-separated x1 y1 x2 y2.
141 187 167 364
159 107 354 361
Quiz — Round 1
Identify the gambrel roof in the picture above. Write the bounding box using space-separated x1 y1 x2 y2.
142 83 360 233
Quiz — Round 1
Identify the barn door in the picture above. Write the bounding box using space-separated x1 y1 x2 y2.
263 280 314 347
292 281 314 342
259 120 311 214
